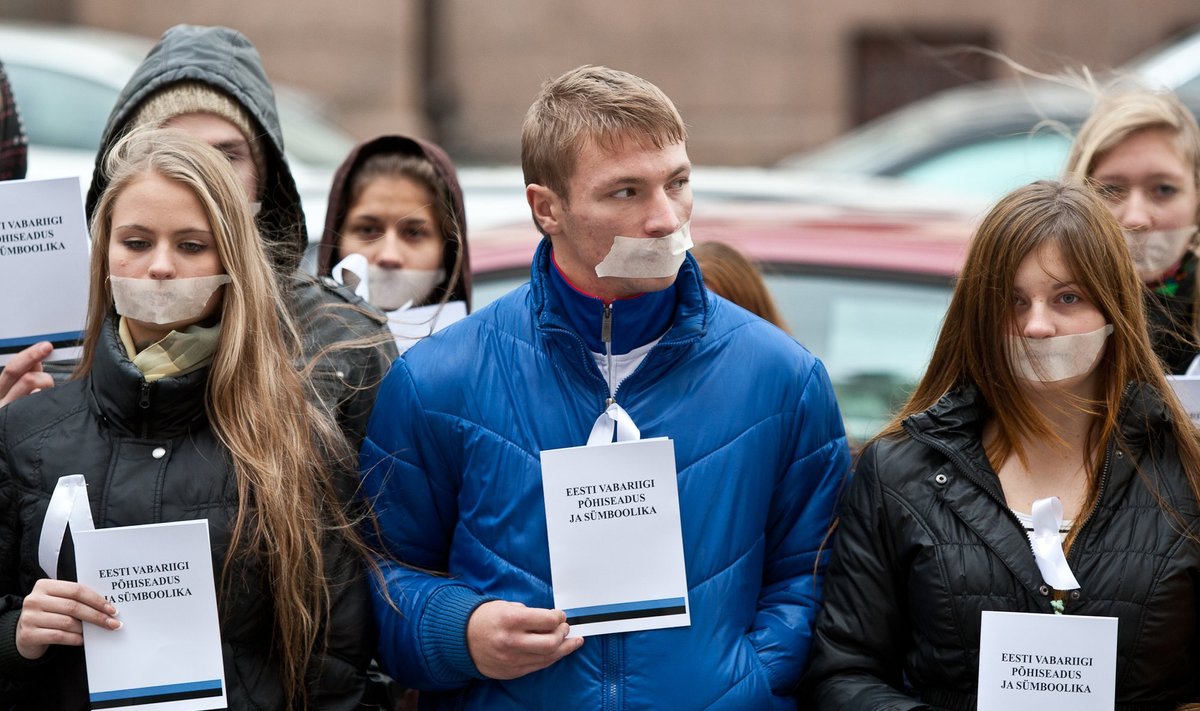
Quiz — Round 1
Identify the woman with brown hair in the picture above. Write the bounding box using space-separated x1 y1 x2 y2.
803 180 1200 709
318 135 471 353
0 128 372 709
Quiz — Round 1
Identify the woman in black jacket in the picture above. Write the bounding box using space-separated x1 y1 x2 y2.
804 180 1200 710
0 128 373 709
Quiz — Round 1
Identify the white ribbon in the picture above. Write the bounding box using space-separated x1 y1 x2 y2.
1029 496 1080 591
586 401 641 446
332 253 444 311
38 475 96 578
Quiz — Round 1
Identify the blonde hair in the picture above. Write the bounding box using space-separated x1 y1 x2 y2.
80 128 357 707
1065 88 1200 194
521 65 686 202
691 241 788 331
880 181 1200 536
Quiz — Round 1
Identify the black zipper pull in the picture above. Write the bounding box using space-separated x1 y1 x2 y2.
138 381 151 409
602 302 613 345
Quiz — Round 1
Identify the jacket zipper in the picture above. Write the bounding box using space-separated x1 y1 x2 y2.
138 380 152 438
602 302 616 406
600 302 623 707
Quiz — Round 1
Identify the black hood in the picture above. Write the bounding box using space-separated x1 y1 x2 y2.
318 134 472 309
85 24 307 274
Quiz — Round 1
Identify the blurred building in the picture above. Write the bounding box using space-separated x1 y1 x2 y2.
10 0 1200 165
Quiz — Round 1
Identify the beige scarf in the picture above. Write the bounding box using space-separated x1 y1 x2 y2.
118 317 221 382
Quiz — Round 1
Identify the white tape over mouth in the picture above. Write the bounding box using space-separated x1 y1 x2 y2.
594 222 693 279
1123 225 1198 280
332 253 445 311
1009 324 1113 383
110 274 231 325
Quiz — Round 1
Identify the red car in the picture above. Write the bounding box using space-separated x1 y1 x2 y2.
469 191 980 445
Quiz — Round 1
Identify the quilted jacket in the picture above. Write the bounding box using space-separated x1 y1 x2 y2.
360 239 850 710
803 383 1200 710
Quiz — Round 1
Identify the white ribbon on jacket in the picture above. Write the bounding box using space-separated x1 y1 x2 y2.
586 401 642 446
1028 496 1080 591
38 475 95 578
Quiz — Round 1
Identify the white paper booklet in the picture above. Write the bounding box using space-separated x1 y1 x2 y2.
540 437 690 637
0 177 89 365
977 610 1117 711
74 519 226 710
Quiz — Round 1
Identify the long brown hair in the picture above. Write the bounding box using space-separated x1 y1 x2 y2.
879 181 1200 513
81 127 357 707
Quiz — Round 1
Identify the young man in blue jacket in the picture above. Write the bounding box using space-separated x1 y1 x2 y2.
361 65 850 710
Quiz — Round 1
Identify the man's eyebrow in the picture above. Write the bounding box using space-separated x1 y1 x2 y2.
598 163 692 189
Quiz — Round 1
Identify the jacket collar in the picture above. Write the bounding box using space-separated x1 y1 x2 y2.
530 237 707 343
900 380 1173 600
903 381 1169 462
545 252 678 355
527 238 708 388
89 316 210 438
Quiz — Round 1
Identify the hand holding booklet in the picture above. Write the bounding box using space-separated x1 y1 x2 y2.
540 436 690 638
41 476 227 710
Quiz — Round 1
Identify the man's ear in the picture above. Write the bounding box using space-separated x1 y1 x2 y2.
527 183 564 236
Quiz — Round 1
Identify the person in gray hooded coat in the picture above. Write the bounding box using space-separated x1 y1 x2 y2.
84 24 397 448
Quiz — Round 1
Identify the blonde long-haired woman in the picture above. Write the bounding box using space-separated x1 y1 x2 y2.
0 129 372 709
1065 88 1200 373
803 181 1200 709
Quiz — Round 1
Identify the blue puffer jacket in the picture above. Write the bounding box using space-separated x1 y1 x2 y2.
360 239 849 710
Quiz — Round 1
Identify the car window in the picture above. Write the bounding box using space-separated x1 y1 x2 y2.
765 271 952 443
898 133 1072 201
275 93 356 168
5 63 116 151
473 271 529 309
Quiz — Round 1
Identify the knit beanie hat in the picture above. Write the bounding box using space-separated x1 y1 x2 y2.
130 81 267 194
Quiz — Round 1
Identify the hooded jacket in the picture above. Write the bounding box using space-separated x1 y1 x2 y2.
84 24 397 447
360 239 850 710
803 384 1200 710
0 318 372 709
319 134 472 309
0 59 26 181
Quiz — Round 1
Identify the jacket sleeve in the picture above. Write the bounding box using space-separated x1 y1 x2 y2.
0 407 40 684
800 441 933 710
358 359 494 692
306 519 375 709
748 358 850 693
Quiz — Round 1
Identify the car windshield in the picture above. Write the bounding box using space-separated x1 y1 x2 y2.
764 270 951 444
471 266 953 445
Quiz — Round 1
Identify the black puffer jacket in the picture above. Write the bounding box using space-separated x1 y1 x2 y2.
803 384 1200 711
83 24 397 448
0 319 373 709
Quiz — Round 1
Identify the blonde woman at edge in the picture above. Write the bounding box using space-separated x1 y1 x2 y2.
0 128 372 709
1065 88 1200 374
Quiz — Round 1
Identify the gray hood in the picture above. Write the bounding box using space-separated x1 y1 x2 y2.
85 24 307 274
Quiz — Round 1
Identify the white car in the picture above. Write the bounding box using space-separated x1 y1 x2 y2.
1 20 352 244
